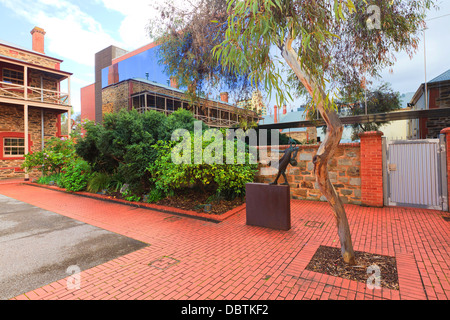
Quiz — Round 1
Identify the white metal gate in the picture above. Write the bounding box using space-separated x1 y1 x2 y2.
383 136 448 210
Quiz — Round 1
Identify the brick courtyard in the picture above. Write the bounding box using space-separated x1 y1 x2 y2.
1 181 449 301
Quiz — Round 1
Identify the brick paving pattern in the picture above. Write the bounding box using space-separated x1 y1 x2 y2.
1 182 449 300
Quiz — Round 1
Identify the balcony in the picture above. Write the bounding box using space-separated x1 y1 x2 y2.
0 54 72 111
0 81 70 106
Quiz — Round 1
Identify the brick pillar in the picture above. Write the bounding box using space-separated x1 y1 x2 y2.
359 131 384 207
440 128 450 210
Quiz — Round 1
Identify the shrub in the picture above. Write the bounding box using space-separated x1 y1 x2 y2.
21 137 76 175
36 173 63 186
76 109 198 191
87 172 112 193
148 130 258 200
60 159 92 192
146 188 165 203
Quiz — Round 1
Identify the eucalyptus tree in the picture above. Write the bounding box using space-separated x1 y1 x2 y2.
149 0 436 265
212 0 436 265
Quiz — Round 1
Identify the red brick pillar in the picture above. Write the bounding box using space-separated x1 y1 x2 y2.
440 128 450 210
359 131 384 207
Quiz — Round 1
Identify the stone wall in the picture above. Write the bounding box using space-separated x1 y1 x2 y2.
426 116 450 139
0 104 60 180
102 81 130 114
255 142 362 205
0 44 61 70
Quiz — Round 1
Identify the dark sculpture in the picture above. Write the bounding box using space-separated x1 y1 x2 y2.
269 138 299 185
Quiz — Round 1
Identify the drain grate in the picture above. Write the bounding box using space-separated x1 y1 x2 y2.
164 216 182 222
304 220 324 228
149 256 180 270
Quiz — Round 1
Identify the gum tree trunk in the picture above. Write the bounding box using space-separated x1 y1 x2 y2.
280 36 356 265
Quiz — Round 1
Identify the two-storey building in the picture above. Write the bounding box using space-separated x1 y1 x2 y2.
0 27 72 180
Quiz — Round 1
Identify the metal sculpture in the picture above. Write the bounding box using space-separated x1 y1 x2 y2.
269 138 299 185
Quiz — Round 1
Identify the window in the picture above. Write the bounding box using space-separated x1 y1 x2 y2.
3 137 25 157
2 68 24 85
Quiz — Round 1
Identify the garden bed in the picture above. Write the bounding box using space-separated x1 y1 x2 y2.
305 245 399 290
25 182 246 222
152 189 244 215
106 188 244 215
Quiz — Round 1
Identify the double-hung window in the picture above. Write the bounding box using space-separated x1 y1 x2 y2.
3 137 25 157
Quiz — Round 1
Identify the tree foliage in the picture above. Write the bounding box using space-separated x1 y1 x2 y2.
148 0 254 104
213 0 435 108
338 82 402 140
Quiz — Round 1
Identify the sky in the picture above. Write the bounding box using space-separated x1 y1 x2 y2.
0 0 449 116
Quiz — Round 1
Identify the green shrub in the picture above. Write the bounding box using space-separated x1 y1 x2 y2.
21 137 77 175
60 159 92 192
76 109 201 191
87 172 112 193
146 188 165 203
37 173 63 186
148 130 258 200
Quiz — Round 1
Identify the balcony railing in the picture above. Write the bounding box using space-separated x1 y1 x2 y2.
0 81 70 106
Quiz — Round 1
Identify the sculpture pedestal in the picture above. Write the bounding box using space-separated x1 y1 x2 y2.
245 183 291 231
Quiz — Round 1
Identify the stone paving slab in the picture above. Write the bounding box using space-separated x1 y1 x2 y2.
0 182 449 300
0 193 148 300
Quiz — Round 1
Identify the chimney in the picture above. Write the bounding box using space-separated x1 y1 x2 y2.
108 64 119 85
220 92 229 103
31 27 46 54
274 105 278 123
283 105 287 115
170 76 179 89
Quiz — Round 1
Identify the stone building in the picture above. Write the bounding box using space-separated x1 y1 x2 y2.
81 42 259 128
0 27 72 180
408 68 450 139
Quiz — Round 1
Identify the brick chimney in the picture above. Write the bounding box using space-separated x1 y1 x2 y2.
31 27 46 54
274 105 278 123
170 76 178 89
220 92 229 103
108 64 119 85
283 105 287 115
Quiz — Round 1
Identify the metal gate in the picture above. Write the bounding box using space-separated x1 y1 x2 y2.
383 136 448 211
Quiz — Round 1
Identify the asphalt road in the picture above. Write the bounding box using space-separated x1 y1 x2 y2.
0 194 148 300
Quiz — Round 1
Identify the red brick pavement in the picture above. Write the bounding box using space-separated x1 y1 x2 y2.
1 182 449 300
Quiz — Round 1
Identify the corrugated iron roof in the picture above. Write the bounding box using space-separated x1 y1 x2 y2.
429 69 450 83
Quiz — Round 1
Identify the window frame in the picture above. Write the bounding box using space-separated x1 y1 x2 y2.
3 137 26 158
0 132 32 161
2 68 24 85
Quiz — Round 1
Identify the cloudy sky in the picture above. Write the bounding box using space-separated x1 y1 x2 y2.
0 0 449 115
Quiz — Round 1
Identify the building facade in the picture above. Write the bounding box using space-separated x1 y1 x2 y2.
408 69 450 139
81 42 259 128
0 27 72 180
